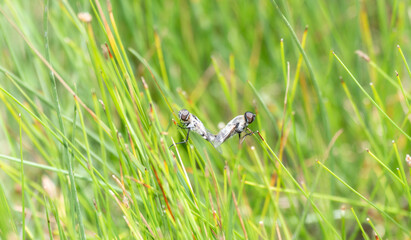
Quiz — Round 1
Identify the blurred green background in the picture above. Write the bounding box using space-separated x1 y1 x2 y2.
0 0 410 239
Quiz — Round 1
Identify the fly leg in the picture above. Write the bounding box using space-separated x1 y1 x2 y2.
169 129 191 149
239 128 256 144
244 128 256 137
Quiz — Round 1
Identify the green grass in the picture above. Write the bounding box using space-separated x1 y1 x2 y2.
0 0 410 239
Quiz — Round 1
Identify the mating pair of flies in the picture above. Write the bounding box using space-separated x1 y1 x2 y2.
169 109 256 149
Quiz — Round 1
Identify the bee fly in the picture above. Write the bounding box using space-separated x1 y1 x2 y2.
212 111 256 148
169 109 216 148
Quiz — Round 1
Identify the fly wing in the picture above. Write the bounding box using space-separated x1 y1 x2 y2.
212 122 237 148
191 115 213 141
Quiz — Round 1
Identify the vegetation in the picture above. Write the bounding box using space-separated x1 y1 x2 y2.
0 0 410 239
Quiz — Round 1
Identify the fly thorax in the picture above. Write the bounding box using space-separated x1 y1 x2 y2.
236 123 246 133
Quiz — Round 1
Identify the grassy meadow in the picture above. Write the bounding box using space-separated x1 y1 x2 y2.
0 0 410 239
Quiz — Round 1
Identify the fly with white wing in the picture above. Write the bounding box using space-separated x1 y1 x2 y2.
170 109 256 149
169 109 216 148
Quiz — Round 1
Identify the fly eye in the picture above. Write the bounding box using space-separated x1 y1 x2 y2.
244 112 255 124
179 109 190 121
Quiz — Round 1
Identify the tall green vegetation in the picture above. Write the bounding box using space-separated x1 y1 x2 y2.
0 0 410 239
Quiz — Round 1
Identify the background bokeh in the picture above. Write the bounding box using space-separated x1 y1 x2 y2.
0 0 410 239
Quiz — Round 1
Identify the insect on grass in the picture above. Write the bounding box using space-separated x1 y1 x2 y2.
212 112 256 148
169 109 216 148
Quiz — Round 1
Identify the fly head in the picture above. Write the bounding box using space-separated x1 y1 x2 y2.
244 112 256 124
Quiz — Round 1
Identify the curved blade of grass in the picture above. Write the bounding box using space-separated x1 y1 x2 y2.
397 45 411 94
0 67 55 110
366 217 382 240
333 52 411 141
247 80 278 134
0 6 110 134
392 141 411 209
269 0 331 142
211 57 234 114
255 133 342 238
351 208 370 240
19 114 26 240
395 72 410 110
366 149 402 183
44 1 85 236
128 48 176 118
317 161 410 235
0 87 124 199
